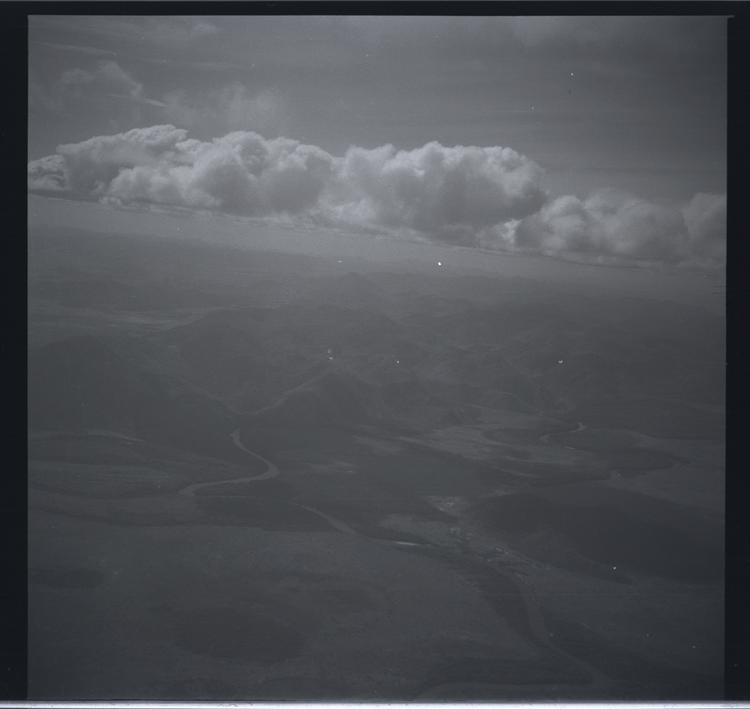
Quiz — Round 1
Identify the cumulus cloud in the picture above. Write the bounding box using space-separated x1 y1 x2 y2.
480 187 725 265
330 142 546 244
27 154 69 192
27 125 543 227
119 132 332 215
32 125 335 216
55 125 189 195
27 124 726 266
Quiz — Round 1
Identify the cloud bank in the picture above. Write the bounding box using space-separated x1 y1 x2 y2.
28 125 725 266
486 189 724 265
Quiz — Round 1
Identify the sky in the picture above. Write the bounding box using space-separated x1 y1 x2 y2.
27 15 728 267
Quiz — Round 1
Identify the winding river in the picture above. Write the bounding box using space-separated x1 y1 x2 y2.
178 430 280 497
177 428 359 534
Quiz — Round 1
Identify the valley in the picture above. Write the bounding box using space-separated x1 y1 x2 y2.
27 213 725 699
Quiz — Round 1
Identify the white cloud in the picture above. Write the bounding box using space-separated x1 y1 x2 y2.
56 125 189 194
27 154 69 192
43 126 335 215
27 125 726 266
482 187 724 265
330 141 546 243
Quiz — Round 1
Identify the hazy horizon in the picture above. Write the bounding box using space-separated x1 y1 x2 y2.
28 15 727 270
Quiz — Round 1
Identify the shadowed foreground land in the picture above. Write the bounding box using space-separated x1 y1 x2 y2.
28 220 724 699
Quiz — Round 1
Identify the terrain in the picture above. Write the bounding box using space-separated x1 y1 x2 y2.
27 200 725 699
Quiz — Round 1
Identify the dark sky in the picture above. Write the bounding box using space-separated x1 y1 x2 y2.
29 15 726 202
